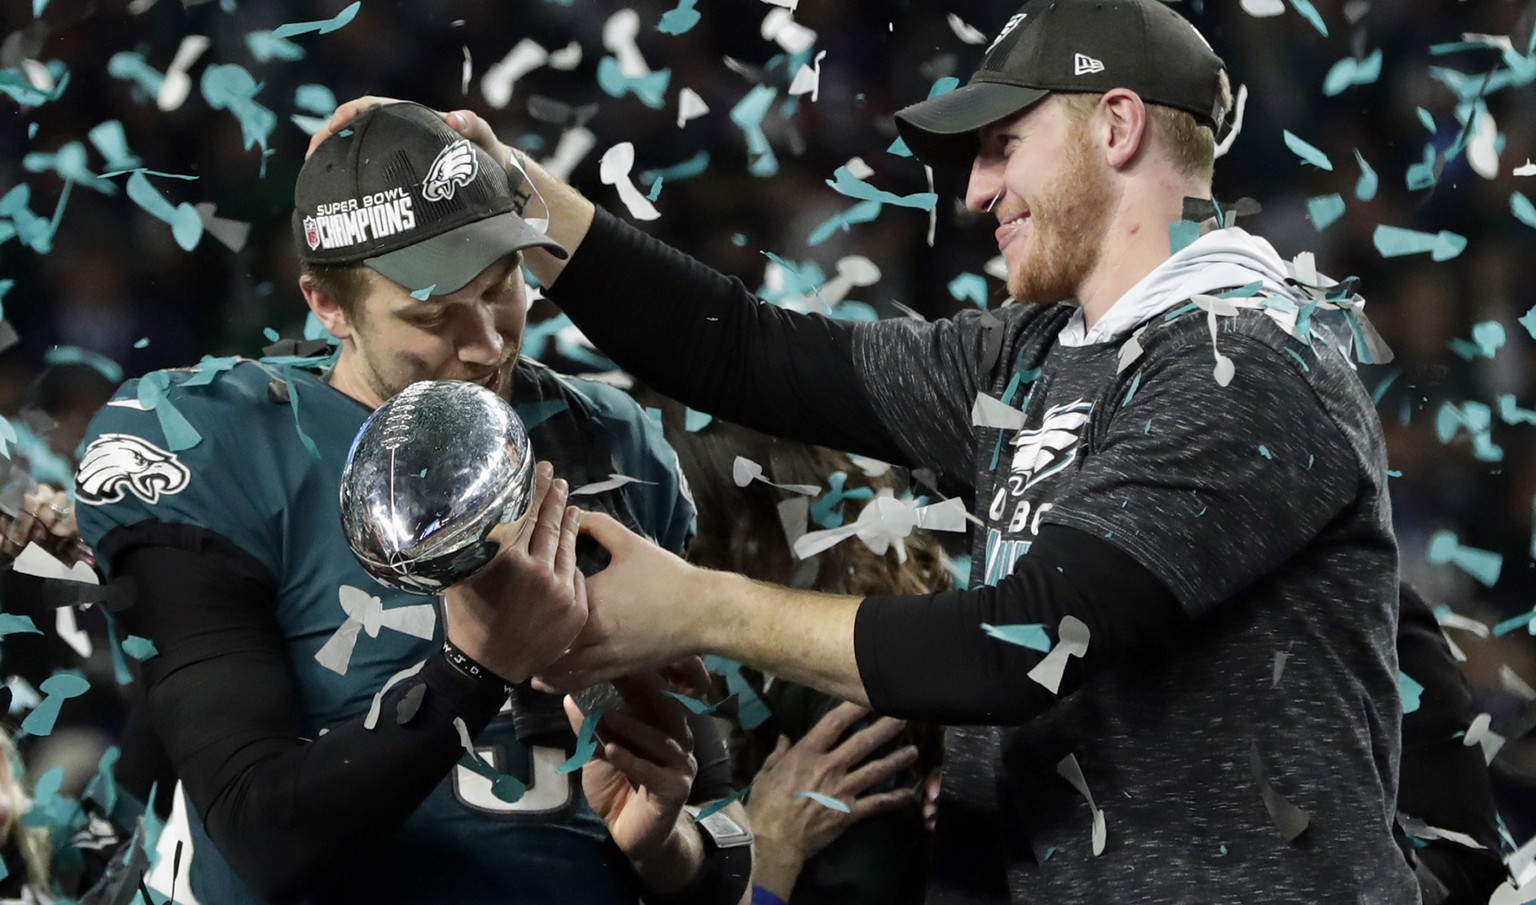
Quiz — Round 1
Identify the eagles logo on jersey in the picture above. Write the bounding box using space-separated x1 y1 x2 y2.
422 140 478 202
76 434 191 506
1010 400 1092 490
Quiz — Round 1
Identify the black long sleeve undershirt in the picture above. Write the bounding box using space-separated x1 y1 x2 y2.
551 206 907 465
107 527 734 903
854 524 1186 725
117 536 508 902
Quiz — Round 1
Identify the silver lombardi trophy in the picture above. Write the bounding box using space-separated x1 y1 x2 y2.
339 380 536 595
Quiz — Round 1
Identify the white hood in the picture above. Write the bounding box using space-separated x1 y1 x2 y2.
1057 227 1298 347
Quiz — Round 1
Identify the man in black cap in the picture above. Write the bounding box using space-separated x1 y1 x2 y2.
74 102 751 904
319 0 1415 900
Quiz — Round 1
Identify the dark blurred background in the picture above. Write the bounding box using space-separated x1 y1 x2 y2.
3 0 1536 844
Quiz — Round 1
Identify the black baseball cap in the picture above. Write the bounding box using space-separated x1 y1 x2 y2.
895 0 1227 167
293 101 566 297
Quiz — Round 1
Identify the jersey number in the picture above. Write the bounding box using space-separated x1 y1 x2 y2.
451 743 574 816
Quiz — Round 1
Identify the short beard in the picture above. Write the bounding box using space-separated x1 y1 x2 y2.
1007 120 1118 305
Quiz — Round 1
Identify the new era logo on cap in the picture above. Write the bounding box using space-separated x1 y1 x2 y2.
1074 53 1104 76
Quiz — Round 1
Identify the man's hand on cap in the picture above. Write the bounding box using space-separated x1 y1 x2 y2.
307 97 519 178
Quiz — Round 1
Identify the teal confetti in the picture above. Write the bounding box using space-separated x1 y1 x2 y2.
409 285 435 300
664 691 729 715
45 345 123 384
133 337 150 349
1415 107 1436 132
1259 445 1273 460
947 272 988 308
1399 672 1423 714
1282 130 1334 171
0 63 69 107
1471 321 1505 359
304 311 339 343
20 766 79 846
0 419 13 459
1427 529 1502 587
1493 604 1536 637
200 64 277 156
596 57 671 109
1513 192 1536 230
246 31 306 62
294 84 337 116
684 408 713 432
123 636 158 661
1372 225 1466 262
1288 0 1328 35
1520 305 1536 340
704 656 771 729
1435 401 1502 462
1353 150 1378 201
926 76 960 99
1123 370 1143 405
137 372 202 451
794 791 851 813
282 367 322 461
1498 396 1536 426
24 141 117 195
980 622 1051 652
1306 194 1345 230
1169 220 1200 254
826 166 937 210
646 176 664 202
887 136 912 158
0 180 67 253
730 84 780 177
808 199 882 245
1323 49 1381 96
272 2 361 38
181 355 239 387
125 172 202 251
0 614 41 637
558 704 611 774
656 0 701 35
693 784 750 821
1405 144 1439 191
105 51 163 98
262 327 280 342
492 773 527 803
0 279 10 319
1219 844 1228 856
21 672 90 737
638 150 711 186
101 606 134 686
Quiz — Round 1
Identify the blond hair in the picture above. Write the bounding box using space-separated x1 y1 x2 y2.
0 731 54 893
1057 70 1233 181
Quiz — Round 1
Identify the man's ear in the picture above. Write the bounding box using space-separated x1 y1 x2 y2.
300 275 353 341
1097 88 1148 170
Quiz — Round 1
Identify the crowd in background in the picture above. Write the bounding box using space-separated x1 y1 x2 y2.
2 0 1535 888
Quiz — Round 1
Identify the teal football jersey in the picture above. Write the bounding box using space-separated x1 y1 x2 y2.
75 355 695 904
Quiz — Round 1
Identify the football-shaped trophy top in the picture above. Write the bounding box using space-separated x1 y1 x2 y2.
340 380 535 595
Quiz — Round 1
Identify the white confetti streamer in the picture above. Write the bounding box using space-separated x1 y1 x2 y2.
482 39 549 109
600 142 661 221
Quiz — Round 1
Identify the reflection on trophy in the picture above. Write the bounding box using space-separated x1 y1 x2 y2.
339 380 536 595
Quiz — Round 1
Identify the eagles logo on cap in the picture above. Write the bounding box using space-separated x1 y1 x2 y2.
422 140 479 202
